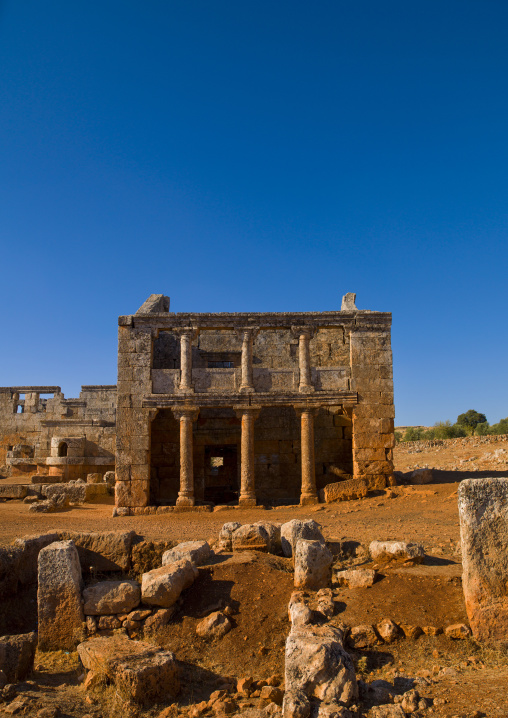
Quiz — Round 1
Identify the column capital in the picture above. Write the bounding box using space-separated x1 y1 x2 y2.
290 325 316 340
171 406 200 422
293 405 319 417
233 405 262 420
235 326 260 340
174 326 199 339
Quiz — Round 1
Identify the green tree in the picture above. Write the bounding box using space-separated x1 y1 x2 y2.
490 417 508 435
456 410 487 434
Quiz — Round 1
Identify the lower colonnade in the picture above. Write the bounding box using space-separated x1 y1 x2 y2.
169 404 322 507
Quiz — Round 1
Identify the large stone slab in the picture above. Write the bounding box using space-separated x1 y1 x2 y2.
319 479 369 503
281 519 324 558
369 540 424 563
458 477 508 643
0 485 27 500
37 540 84 650
141 559 198 607
61 530 135 572
83 580 141 615
77 635 179 705
162 540 212 567
0 632 37 682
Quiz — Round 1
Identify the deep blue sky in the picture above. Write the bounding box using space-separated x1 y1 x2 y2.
1 1 507 426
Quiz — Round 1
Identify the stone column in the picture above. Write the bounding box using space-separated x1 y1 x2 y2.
178 328 197 393
298 407 318 505
235 406 261 505
237 327 259 393
292 327 314 393
173 407 199 506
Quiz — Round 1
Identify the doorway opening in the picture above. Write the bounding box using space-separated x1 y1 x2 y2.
204 444 238 504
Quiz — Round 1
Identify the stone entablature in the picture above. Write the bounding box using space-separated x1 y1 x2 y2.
115 294 395 513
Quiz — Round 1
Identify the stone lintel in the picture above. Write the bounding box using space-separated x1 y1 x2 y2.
142 391 358 410
124 311 391 331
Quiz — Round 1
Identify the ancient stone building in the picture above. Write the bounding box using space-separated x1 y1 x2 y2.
0 385 116 480
115 293 395 512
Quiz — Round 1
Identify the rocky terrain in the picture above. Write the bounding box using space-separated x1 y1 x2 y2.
0 436 507 718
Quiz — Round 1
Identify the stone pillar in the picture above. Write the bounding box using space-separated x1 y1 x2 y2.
37 540 84 651
235 406 261 506
292 327 314 393
173 407 199 506
178 328 197 393
237 327 259 393
297 407 318 505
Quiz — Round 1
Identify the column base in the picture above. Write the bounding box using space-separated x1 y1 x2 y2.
238 496 257 506
239 385 255 393
300 493 319 506
299 385 315 393
176 495 195 507
177 386 195 394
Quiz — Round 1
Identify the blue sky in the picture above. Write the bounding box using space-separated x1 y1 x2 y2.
0 1 507 426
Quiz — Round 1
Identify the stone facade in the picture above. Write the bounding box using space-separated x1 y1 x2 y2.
115 293 395 511
0 385 116 480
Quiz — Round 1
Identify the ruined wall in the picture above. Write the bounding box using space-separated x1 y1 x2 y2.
0 386 116 479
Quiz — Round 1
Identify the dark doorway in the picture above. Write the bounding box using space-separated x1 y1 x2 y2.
204 444 238 504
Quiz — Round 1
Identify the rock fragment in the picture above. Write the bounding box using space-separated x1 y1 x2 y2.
294 540 332 590
141 559 198 607
281 519 324 558
83 580 141 615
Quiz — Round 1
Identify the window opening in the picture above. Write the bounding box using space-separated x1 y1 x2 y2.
16 405 24 414
208 361 234 368
58 442 68 457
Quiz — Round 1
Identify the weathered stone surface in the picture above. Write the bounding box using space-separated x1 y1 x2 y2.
86 473 102 484
141 559 198 607
0 485 27 500
104 471 116 487
0 633 37 682
369 540 424 563
61 530 135 572
400 624 423 640
232 524 271 552
376 619 401 644
458 477 508 643
14 533 60 584
254 522 282 554
217 523 242 552
37 540 84 651
281 520 324 558
445 623 471 639
347 625 379 649
83 580 141 615
294 540 332 590
196 611 232 640
162 541 212 567
319 479 369 503
97 615 122 630
284 622 357 717
369 706 405 718
333 568 376 588
143 607 176 631
411 468 433 484
288 591 313 627
77 635 179 704
131 538 177 576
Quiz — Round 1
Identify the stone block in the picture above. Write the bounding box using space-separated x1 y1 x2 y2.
0 633 37 682
369 540 424 563
60 530 135 572
162 541 212 567
0 485 27 500
294 539 333 590
320 479 369 503
37 540 84 651
281 519 324 558
115 480 149 508
77 635 179 705
14 533 60 585
196 611 232 640
232 524 271 552
141 559 198 607
83 579 141 615
458 477 508 643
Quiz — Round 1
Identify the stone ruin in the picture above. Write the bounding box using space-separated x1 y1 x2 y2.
116 292 395 513
1 292 396 513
